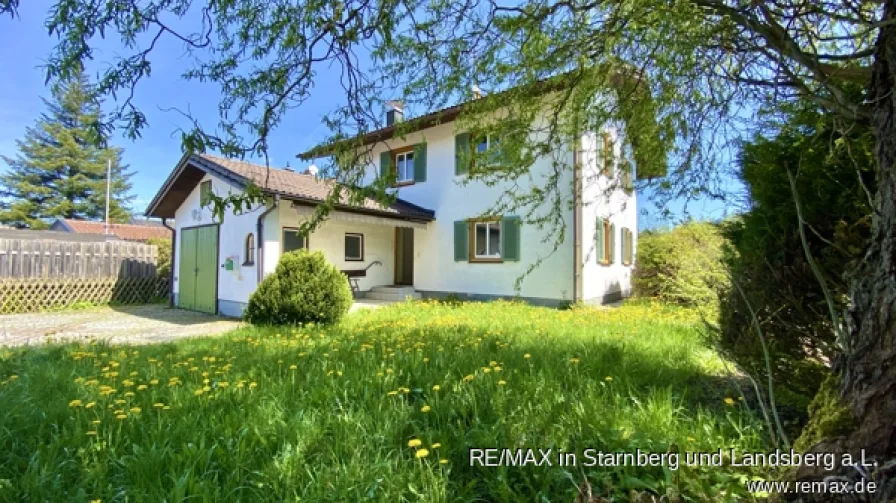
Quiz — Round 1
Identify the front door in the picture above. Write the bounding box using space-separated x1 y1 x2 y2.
177 225 219 314
394 227 414 285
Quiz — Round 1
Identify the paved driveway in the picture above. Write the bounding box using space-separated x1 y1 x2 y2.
0 305 242 347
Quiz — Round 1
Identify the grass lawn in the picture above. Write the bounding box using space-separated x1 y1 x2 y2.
0 300 769 501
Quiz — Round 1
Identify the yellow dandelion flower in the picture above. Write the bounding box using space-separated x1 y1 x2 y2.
116 414 127 420
194 389 204 396
289 365 297 370
493 366 502 372
219 381 229 388
92 420 101 425
439 458 448 464
432 385 441 391
149 379 159 385
432 443 442 449
569 357 580 364
407 439 422 448
85 402 96 409
68 399 83 407
86 430 97 436
724 397 735 406
498 380 507 386
387 390 399 396
137 385 148 391
249 382 258 389
463 375 474 382
604 376 613 382
482 368 491 373
415 449 430 459
130 407 141 414
523 354 531 359
123 391 135 397
154 403 165 408
420 405 432 413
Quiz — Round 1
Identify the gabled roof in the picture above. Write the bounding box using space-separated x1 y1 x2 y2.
145 153 435 222
52 218 172 241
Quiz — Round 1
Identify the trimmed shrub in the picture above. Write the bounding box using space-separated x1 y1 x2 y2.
146 237 171 279
244 250 353 325
633 221 730 311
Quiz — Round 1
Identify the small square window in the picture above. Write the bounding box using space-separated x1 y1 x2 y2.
345 233 364 261
282 227 308 253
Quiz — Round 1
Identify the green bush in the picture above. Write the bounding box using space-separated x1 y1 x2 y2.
244 250 353 325
633 221 730 311
146 237 172 279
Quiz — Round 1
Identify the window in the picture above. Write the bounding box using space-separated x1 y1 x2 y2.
199 180 212 206
596 217 615 265
621 144 634 193
394 150 415 183
244 233 255 265
345 233 364 261
471 220 502 261
282 227 308 253
621 227 634 266
601 133 615 178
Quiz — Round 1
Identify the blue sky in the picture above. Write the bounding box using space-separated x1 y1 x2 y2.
0 0 743 229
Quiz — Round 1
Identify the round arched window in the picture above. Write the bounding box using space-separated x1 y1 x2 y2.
244 233 255 265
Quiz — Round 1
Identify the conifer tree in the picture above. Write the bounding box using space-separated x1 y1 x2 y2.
0 72 134 228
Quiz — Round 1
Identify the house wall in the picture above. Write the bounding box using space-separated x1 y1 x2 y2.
361 117 576 305
172 172 275 317
578 127 638 304
275 204 396 292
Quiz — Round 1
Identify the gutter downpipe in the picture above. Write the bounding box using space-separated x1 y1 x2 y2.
257 195 280 283
572 142 580 305
161 218 176 308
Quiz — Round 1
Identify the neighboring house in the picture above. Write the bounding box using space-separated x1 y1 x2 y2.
146 99 641 317
50 218 172 242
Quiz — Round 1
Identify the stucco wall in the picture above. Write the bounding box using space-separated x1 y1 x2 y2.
276 204 396 291
172 172 277 316
578 128 638 303
360 120 576 302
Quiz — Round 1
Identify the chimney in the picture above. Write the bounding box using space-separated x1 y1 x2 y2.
283 161 293 172
386 100 404 126
472 84 483 99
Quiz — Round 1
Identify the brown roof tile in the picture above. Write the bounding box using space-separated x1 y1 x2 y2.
192 153 434 221
56 219 172 241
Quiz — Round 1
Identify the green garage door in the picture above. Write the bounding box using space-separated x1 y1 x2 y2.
178 225 219 314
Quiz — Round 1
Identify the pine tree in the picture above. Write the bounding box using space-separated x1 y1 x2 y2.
0 73 134 228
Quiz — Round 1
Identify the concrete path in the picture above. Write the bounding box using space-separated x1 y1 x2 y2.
0 304 242 347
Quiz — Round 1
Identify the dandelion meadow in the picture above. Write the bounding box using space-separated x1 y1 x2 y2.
0 300 768 501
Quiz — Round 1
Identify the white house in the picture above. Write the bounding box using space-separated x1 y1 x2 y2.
146 101 639 317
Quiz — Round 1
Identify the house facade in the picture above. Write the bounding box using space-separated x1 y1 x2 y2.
146 105 638 317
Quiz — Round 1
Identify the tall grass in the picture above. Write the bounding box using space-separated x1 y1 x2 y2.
0 300 767 501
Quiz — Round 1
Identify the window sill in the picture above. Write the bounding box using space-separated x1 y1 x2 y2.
242 262 255 267
470 258 503 264
392 180 415 188
345 257 364 262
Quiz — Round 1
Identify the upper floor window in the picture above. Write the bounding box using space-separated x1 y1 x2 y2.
395 150 415 183
199 180 212 206
601 133 615 178
244 233 255 265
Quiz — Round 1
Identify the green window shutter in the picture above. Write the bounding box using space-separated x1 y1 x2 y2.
595 217 605 264
455 133 470 175
379 151 392 179
453 220 469 261
501 216 521 262
199 180 211 206
609 223 617 264
413 143 427 182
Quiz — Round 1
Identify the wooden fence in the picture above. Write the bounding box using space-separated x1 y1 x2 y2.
0 276 170 313
0 238 160 279
0 238 170 313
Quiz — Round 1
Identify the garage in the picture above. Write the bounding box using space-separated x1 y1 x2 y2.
177 224 219 314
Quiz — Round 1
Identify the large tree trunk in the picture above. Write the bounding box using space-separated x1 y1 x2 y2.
816 2 896 499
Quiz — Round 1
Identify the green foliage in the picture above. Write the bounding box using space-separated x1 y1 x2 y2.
0 301 766 501
717 103 874 411
793 374 854 453
0 72 134 228
244 250 352 325
145 237 171 279
633 221 730 311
